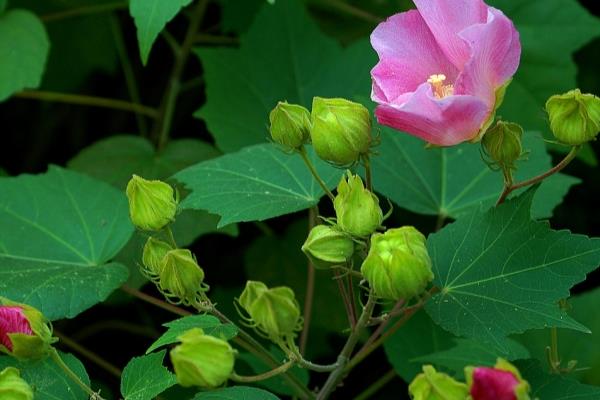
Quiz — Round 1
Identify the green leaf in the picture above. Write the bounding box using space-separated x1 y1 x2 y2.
129 0 193 65
175 144 342 227
515 287 600 386
0 168 7 176
147 315 238 354
0 0 6 12
0 352 90 400
0 9 49 101
488 0 600 132
217 0 263 33
0 166 133 320
192 386 280 400
195 0 372 152
383 310 456 382
425 188 600 350
414 338 529 378
238 347 309 396
121 350 177 400
519 360 600 400
372 130 579 220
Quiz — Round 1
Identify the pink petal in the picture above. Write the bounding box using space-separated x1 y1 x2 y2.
455 8 521 103
0 306 33 351
471 367 519 400
370 10 458 104
374 83 489 146
413 0 488 69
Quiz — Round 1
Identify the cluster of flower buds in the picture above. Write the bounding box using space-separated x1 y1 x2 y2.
269 97 372 165
0 297 56 360
409 359 531 400
170 328 236 388
237 281 302 343
126 175 178 231
546 89 600 146
0 367 34 400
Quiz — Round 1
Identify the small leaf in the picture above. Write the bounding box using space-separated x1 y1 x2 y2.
425 189 600 350
129 0 193 65
192 386 280 399
0 9 49 101
175 144 342 227
0 352 90 400
147 315 238 354
121 350 177 400
0 166 134 320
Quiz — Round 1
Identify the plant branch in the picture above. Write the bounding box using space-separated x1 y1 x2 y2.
154 0 208 150
231 361 295 383
50 348 107 400
14 90 159 118
496 146 580 205
54 331 122 378
300 206 318 355
355 369 397 400
316 291 377 399
41 2 127 22
363 154 373 191
334 269 357 328
194 33 239 45
362 300 404 347
318 0 382 24
299 146 335 201
121 285 192 316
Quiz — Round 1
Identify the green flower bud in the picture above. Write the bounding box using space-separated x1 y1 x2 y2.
546 89 600 145
126 175 177 231
142 237 173 278
238 281 302 341
409 365 468 400
301 225 355 269
311 97 372 165
482 121 523 171
360 227 433 301
0 367 34 400
170 328 235 388
158 249 206 305
269 101 311 150
0 297 57 360
334 172 383 237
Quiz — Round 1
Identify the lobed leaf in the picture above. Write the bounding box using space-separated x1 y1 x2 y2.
192 386 280 399
121 350 177 400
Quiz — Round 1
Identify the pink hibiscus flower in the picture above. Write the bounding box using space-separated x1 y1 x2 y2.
371 0 521 146
0 306 33 352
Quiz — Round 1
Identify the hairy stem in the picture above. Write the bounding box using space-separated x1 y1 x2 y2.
231 361 295 383
319 0 382 23
299 146 335 201
50 348 106 399
41 2 127 22
55 331 122 378
13 90 158 118
300 206 318 355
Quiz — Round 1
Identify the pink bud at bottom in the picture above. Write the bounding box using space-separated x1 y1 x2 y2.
0 307 33 351
470 367 519 400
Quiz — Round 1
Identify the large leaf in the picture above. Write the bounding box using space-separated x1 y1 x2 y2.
515 287 600 386
488 0 600 132
147 315 238 354
425 189 600 350
192 386 280 400
121 350 177 400
371 130 579 220
0 166 133 320
129 0 192 65
0 352 90 400
0 9 49 101
195 0 372 152
519 360 600 400
175 144 342 227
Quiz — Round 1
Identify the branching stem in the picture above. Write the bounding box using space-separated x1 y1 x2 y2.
231 361 295 382
299 147 335 201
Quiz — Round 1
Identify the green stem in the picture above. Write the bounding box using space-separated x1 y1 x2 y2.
50 348 106 399
194 33 239 45
318 0 382 23
110 15 149 137
363 154 373 192
54 331 122 378
154 0 208 150
299 147 335 201
316 292 377 400
550 327 561 373
496 146 580 205
300 206 318 355
355 369 397 400
230 361 295 383
41 2 127 22
13 90 159 118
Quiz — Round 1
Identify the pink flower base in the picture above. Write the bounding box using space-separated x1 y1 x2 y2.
0 306 33 351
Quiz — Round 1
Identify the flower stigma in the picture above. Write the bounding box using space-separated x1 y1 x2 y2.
427 74 454 99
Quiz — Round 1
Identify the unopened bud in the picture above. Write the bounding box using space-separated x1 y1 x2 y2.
269 102 311 150
301 225 354 269
0 367 34 400
170 328 235 388
465 358 531 400
482 121 523 171
158 249 206 305
142 237 173 278
311 97 371 165
126 175 177 231
409 365 468 400
0 298 56 360
334 172 382 237
546 89 600 145
361 227 433 300
238 281 302 341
